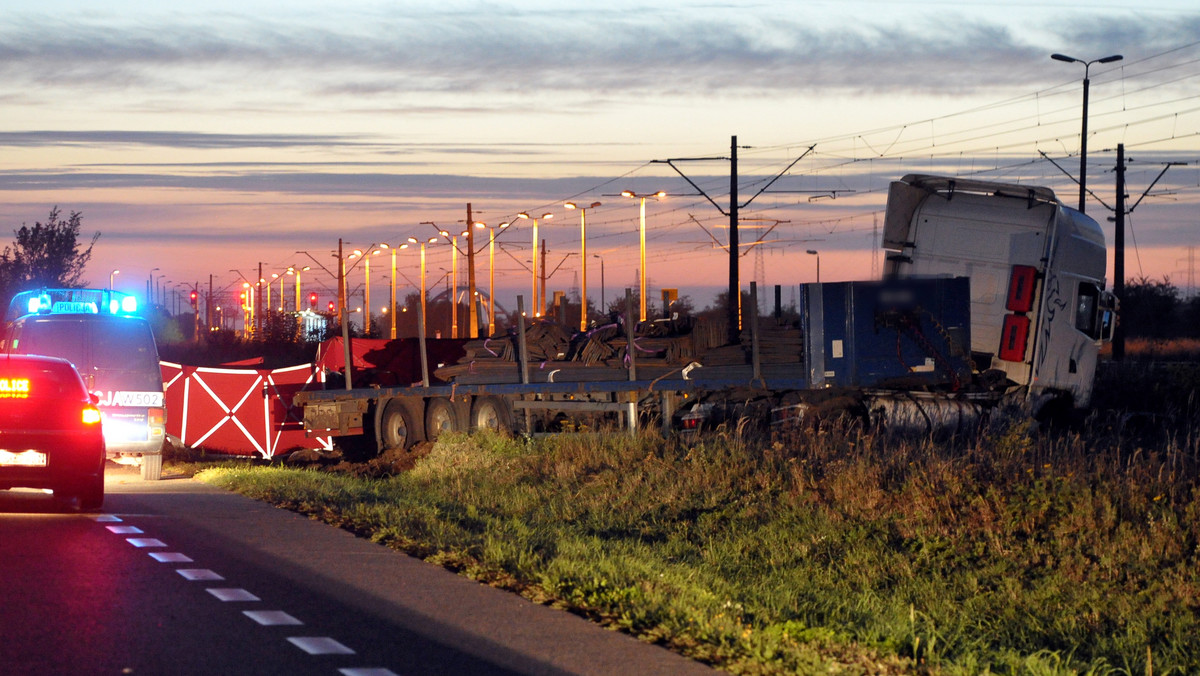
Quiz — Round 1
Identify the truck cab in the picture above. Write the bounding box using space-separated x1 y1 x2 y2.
882 174 1115 410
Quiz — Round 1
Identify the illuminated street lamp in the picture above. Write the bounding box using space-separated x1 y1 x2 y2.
517 212 553 316
565 201 601 330
1050 52 1123 213
408 236 439 336
388 242 410 340
288 265 311 314
349 245 385 336
488 221 512 334
621 190 666 321
806 249 820 283
109 269 120 290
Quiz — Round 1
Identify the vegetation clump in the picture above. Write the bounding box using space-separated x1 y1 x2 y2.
200 363 1200 675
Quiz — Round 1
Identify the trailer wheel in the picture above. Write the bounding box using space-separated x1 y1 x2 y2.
381 399 416 451
425 398 460 442
470 396 512 433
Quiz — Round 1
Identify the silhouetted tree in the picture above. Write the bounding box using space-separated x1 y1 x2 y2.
0 207 100 310
1120 276 1181 339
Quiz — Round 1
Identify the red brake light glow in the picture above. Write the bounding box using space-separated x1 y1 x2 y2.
82 405 102 425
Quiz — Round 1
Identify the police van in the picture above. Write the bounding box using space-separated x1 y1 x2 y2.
2 288 166 480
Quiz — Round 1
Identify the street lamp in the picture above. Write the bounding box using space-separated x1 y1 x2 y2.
517 212 553 317
147 268 159 307
288 265 311 314
621 190 666 321
1051 52 1123 213
565 201 601 330
349 246 384 336
806 249 820 283
488 221 511 334
408 236 439 337
593 254 605 315
388 242 410 340
109 269 119 290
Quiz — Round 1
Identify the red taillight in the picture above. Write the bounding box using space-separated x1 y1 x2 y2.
82 405 102 425
1006 265 1038 313
998 314 1031 362
681 417 701 430
148 407 165 426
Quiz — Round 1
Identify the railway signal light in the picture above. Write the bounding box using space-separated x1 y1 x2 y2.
309 292 318 309
189 290 198 309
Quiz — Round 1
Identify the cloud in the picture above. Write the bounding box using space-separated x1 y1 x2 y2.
2 6 1196 106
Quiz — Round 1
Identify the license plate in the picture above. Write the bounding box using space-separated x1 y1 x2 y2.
0 450 48 467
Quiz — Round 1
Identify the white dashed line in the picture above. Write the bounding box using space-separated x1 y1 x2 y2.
93 515 122 522
106 525 143 534
148 552 193 563
339 669 400 676
177 569 225 581
243 610 303 626
126 538 167 548
287 637 355 655
206 588 261 602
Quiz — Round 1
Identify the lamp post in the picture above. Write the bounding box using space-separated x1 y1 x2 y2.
621 190 666 321
1051 52 1123 213
109 269 120 290
593 254 605 315
488 222 511 334
806 249 820 283
389 242 410 340
288 265 310 314
517 212 553 317
147 268 159 307
565 201 601 330
408 236 439 337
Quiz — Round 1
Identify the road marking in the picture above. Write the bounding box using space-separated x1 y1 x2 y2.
340 670 400 676
177 569 224 581
93 515 122 522
287 637 355 655
149 552 193 563
243 610 303 626
126 538 167 548
106 525 143 534
206 588 260 602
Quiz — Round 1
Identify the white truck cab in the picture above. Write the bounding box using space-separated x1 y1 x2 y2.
882 174 1115 410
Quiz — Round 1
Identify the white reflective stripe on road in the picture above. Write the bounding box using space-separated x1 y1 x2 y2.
287 637 356 655
244 610 303 626
206 588 260 602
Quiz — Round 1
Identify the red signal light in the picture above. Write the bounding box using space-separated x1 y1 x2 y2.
327 301 335 313
309 292 318 309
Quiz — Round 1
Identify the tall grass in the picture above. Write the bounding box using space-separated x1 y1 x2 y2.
201 367 1200 675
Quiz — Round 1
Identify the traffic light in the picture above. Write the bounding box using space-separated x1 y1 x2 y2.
327 301 335 313
309 292 318 309
189 290 198 309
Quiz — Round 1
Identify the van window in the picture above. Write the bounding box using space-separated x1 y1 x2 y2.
14 318 88 369
93 319 158 371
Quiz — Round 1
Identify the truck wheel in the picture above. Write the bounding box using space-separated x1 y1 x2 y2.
380 399 416 451
425 398 460 442
141 453 163 481
470 396 512 433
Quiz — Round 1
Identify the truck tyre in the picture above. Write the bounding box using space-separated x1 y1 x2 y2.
141 453 163 481
470 396 512 433
425 398 460 442
380 399 416 451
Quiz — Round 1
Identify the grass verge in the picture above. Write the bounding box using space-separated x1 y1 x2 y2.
197 391 1200 676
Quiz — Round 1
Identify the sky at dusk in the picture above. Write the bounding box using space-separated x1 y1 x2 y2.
2 0 1199 318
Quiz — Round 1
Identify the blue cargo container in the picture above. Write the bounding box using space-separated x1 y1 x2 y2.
802 277 973 390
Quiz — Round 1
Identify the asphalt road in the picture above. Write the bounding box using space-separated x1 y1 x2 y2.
0 465 715 676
